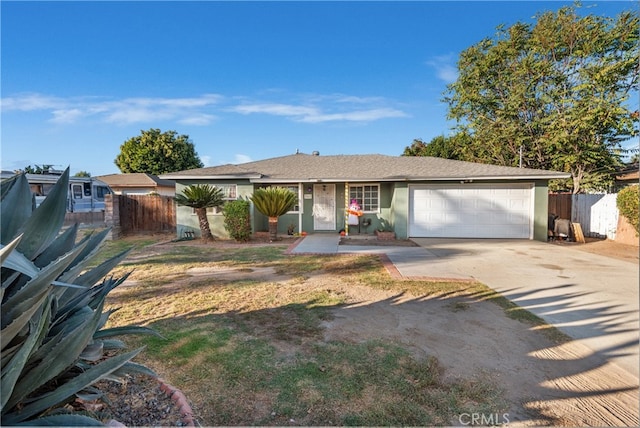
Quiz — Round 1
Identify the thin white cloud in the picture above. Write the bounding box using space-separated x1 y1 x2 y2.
51 108 84 124
3 91 408 126
105 107 174 124
297 108 408 123
425 54 459 84
234 154 253 164
178 114 217 126
1 93 223 126
232 103 318 117
2 93 65 111
231 97 408 123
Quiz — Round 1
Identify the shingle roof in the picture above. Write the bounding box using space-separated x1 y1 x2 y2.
160 153 570 182
97 173 175 188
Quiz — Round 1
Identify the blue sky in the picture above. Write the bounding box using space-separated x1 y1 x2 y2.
1 1 636 176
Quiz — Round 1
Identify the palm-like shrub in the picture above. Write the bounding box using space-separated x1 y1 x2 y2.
1 169 158 426
174 184 224 242
250 187 297 241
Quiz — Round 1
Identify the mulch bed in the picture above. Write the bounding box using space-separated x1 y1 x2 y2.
83 374 194 426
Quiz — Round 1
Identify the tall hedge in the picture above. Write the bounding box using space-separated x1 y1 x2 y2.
616 185 639 235
223 199 252 241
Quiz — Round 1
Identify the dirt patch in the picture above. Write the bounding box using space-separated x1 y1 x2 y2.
564 237 639 263
322 282 638 426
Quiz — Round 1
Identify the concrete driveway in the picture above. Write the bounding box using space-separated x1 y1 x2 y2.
290 235 639 379
400 238 639 380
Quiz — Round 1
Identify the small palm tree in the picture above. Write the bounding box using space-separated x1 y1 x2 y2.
175 184 224 242
250 186 297 241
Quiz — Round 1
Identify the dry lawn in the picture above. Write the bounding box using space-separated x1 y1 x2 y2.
102 235 638 426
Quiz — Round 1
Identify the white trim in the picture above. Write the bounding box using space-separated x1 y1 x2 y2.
348 183 380 213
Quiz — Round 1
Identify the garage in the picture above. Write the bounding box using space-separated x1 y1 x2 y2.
409 183 533 238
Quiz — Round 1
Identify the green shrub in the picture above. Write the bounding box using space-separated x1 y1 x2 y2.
617 185 639 235
1 169 159 425
223 199 252 242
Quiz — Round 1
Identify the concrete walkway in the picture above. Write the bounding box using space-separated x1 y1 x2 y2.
289 234 639 379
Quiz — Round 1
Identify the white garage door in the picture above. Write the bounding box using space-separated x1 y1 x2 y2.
409 184 533 238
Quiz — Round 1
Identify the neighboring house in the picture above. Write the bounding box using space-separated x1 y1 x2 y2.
161 152 569 241
1 169 111 213
96 173 176 196
613 165 639 191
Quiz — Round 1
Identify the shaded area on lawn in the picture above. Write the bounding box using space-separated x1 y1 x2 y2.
102 238 638 427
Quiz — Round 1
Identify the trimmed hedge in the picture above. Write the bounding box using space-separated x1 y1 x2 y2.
223 199 252 242
616 185 639 235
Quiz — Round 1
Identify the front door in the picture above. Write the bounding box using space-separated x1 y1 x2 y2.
313 184 336 231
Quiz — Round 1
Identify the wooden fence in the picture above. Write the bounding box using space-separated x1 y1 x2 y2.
548 193 572 220
572 193 619 239
63 211 106 228
549 193 621 239
105 194 176 237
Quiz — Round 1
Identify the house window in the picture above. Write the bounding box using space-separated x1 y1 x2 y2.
349 184 379 212
255 185 300 213
282 185 300 213
191 184 237 215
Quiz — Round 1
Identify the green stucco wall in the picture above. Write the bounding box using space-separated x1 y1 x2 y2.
174 180 253 239
175 179 551 242
389 182 408 239
532 180 550 242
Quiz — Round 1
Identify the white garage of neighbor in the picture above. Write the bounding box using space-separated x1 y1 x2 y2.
409 183 534 239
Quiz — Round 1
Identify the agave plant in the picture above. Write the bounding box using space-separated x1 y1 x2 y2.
1 168 160 426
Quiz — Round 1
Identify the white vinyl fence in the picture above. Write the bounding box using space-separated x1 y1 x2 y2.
572 193 619 239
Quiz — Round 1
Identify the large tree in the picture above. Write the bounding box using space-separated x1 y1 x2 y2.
402 136 466 160
443 5 638 193
115 128 204 175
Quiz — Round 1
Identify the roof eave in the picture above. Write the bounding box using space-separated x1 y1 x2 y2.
405 174 571 181
160 174 262 180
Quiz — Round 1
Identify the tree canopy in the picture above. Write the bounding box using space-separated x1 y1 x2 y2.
402 136 465 160
114 128 204 175
440 5 638 193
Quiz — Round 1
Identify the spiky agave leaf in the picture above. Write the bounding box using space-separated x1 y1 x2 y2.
1 162 160 425
1 234 23 265
13 414 105 426
32 224 79 269
61 246 131 291
63 227 113 279
15 168 69 260
5 300 106 411
1 299 51 410
2 240 90 330
0 174 33 245
3 347 144 424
